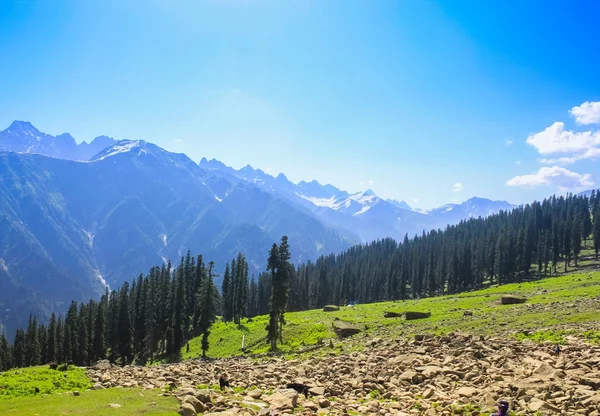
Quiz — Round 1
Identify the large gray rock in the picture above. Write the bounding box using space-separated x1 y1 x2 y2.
332 320 361 337
263 389 298 411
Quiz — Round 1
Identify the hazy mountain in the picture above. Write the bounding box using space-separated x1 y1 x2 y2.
386 198 412 210
0 141 352 338
0 121 116 161
200 159 514 241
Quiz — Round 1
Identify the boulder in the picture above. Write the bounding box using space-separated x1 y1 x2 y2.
405 311 431 320
456 387 479 398
178 403 197 416
263 389 298 411
384 311 403 318
309 386 326 396
500 296 527 305
332 321 361 337
323 305 340 312
183 396 205 413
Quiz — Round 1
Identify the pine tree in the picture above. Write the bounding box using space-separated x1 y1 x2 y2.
233 253 249 324
198 261 217 357
0 331 11 371
117 282 133 365
77 303 88 365
55 317 64 364
572 213 582 266
221 263 232 322
47 313 57 363
93 296 106 361
173 259 187 353
266 236 293 351
248 276 258 318
317 267 330 307
25 315 41 366
595 207 600 259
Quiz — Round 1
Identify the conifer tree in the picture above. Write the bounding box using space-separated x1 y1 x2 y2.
117 283 133 365
77 303 88 365
93 296 106 361
221 263 232 322
594 207 600 259
198 261 217 357
47 312 57 363
572 213 582 266
25 315 41 366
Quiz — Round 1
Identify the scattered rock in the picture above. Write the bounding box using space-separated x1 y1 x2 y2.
323 305 340 312
332 320 361 337
383 311 403 318
107 403 121 409
263 389 298 411
405 311 431 320
178 403 197 416
500 296 527 305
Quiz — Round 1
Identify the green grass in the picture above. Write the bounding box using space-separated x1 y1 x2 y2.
176 269 600 360
0 388 179 416
0 365 91 398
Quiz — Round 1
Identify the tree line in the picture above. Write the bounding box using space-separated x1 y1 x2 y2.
2 191 600 370
0 236 293 371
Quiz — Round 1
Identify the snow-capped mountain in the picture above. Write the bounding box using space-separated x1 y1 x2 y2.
199 159 515 241
0 120 116 160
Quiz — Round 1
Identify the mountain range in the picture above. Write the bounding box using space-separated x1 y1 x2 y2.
0 121 515 337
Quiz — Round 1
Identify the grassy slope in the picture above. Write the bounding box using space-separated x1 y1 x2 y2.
0 388 179 415
0 366 179 415
3 250 600 414
0 365 91 398
182 263 600 360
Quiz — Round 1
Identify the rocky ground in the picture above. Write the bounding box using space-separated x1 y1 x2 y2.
87 331 600 416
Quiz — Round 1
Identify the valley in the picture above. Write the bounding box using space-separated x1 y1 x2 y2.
0 121 514 338
1 266 599 415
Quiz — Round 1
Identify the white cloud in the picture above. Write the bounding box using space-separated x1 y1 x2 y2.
504 138 513 146
359 180 365 186
368 179 374 185
265 167 273 173
515 160 522 165
413 198 419 203
525 122 600 155
506 166 594 191
540 147 600 165
452 182 463 193
173 138 183 144
570 101 600 125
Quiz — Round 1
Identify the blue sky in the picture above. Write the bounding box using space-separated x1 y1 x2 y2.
1 0 599 209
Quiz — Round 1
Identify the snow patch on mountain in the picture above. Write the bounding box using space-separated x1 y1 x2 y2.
83 230 95 247
92 140 141 160
95 269 109 289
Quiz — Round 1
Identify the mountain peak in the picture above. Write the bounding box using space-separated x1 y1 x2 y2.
90 140 143 161
276 172 288 181
6 120 40 135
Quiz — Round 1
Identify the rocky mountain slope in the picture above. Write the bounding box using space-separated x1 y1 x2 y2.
88 333 600 415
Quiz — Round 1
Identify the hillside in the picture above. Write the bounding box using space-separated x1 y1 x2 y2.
0 120 522 339
1 267 600 415
0 142 352 338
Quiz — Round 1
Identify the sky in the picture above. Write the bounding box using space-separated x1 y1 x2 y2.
1 0 600 209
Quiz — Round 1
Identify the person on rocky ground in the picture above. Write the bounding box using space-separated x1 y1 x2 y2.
490 400 509 416
554 344 561 356
219 373 230 391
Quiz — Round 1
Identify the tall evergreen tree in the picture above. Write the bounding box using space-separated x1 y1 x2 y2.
47 312 57 363
198 261 217 357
